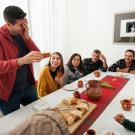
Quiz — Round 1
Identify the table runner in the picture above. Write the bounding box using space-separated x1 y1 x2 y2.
74 75 129 135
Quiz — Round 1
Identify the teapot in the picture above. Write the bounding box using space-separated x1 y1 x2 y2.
85 80 102 101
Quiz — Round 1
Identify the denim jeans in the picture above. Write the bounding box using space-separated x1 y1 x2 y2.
0 84 38 115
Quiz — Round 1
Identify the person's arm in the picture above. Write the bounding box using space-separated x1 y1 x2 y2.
99 60 107 72
129 70 135 74
55 76 63 88
0 42 19 75
100 54 108 71
108 61 120 72
37 68 48 97
82 59 90 76
114 114 135 132
122 119 135 132
117 68 129 73
129 62 135 74
63 66 70 85
63 66 75 85
17 51 44 66
0 42 43 76
21 18 40 51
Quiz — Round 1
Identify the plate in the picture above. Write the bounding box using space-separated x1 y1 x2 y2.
32 99 50 111
115 72 128 77
63 84 78 91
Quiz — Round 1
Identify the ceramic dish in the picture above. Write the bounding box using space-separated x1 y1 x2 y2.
63 84 78 91
32 99 50 111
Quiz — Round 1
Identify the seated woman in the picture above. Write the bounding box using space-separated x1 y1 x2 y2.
37 52 64 97
114 113 135 132
63 53 83 85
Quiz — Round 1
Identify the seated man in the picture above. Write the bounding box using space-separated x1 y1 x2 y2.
108 49 135 74
83 49 108 76
114 113 135 132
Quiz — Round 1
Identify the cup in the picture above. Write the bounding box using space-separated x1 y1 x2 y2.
120 99 132 111
86 129 96 135
94 70 100 77
77 80 83 88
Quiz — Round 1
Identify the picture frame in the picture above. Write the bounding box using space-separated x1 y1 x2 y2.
114 11 135 44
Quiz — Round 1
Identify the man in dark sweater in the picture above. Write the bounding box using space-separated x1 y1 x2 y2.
82 49 108 76
114 114 135 132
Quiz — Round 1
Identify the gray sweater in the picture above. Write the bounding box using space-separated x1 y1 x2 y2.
63 65 83 85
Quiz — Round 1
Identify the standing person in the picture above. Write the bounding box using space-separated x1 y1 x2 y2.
0 6 44 115
114 114 135 132
63 53 83 85
37 52 64 97
83 49 108 76
108 49 135 74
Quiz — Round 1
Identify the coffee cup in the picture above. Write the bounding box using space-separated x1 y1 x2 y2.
94 70 100 77
77 80 83 88
120 99 132 111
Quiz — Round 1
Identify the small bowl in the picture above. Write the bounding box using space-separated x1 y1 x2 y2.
86 129 96 135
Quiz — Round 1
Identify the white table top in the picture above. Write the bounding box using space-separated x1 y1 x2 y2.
0 72 135 135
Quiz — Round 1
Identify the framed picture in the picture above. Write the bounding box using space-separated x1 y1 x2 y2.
114 11 135 44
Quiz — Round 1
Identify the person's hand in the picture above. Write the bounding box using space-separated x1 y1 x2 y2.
105 131 115 135
116 68 129 73
100 54 108 69
17 51 44 66
100 54 106 61
114 114 125 124
21 18 30 40
55 76 63 87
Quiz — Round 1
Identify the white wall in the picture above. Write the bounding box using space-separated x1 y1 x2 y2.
65 0 135 65
65 0 96 62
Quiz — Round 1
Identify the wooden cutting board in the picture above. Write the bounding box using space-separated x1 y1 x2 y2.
56 99 97 134
68 102 96 134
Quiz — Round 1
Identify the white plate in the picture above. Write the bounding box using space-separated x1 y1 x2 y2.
63 84 78 91
32 99 50 111
115 72 128 78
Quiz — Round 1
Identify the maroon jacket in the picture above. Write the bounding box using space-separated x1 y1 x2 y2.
0 25 40 101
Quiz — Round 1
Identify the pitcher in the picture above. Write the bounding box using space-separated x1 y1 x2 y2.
85 80 102 101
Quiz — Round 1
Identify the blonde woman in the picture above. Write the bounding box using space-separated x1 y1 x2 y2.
37 52 64 97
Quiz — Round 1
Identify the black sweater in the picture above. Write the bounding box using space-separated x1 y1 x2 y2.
122 119 135 132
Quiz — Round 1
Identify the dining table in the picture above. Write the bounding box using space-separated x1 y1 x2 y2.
0 72 135 135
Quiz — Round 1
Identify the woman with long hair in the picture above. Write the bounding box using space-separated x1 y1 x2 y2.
63 53 83 85
37 52 64 97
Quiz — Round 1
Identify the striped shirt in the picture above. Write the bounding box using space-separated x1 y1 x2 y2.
108 59 135 72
